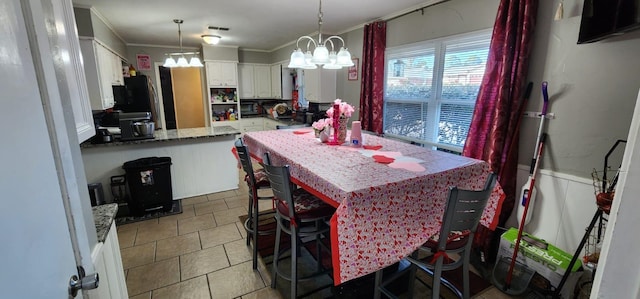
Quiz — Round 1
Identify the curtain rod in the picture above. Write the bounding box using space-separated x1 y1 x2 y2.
384 0 452 22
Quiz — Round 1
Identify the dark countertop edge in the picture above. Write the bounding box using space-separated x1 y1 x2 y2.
81 126 240 148
92 203 118 243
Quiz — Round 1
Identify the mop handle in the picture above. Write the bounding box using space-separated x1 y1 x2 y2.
506 134 547 286
531 82 549 165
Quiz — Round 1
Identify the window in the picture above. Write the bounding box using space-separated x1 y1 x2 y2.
383 30 491 152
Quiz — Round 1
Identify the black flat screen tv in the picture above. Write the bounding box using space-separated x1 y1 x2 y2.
578 0 640 44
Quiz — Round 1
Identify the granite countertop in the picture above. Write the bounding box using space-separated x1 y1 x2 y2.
92 203 118 243
81 125 240 148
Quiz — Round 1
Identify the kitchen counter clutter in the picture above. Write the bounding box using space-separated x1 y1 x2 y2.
92 203 118 242
81 125 240 148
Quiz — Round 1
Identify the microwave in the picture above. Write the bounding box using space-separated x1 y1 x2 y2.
240 102 257 114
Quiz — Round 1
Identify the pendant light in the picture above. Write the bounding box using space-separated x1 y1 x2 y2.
288 0 353 69
163 19 203 68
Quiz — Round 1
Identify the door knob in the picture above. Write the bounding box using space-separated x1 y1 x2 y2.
68 266 99 297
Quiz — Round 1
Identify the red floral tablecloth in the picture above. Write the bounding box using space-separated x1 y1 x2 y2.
243 129 504 285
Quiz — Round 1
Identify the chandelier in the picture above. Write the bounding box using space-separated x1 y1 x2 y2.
163 19 203 68
288 0 354 69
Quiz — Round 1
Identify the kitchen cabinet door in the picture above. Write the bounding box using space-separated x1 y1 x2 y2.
271 64 282 99
303 68 336 103
79 39 115 110
254 65 272 98
206 61 238 87
238 64 254 98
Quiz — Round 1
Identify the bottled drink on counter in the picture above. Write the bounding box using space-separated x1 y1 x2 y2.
350 121 362 147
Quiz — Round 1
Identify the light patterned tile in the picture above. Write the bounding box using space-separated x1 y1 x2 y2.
181 195 209 206
152 275 211 299
194 200 229 216
225 196 244 209
199 223 243 250
129 291 151 299
206 261 265 299
126 257 180 296
180 245 229 280
134 220 178 245
178 213 216 235
117 226 137 248
213 206 247 226
156 232 201 261
207 190 238 201
120 242 156 269
224 239 252 265
241 287 283 299
159 203 196 224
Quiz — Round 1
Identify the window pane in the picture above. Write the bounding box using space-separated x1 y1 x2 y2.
384 102 426 139
385 54 434 100
441 42 489 101
438 103 475 147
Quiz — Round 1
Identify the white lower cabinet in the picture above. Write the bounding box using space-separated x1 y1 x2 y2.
88 222 128 299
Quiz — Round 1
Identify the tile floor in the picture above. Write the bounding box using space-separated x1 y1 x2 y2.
116 171 529 299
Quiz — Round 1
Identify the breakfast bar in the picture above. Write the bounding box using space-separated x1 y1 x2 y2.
243 128 505 285
81 126 241 203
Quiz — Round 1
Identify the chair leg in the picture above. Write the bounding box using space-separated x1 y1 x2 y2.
291 225 298 299
431 257 444 299
462 250 471 299
271 217 282 289
246 192 252 246
252 194 259 269
373 270 383 299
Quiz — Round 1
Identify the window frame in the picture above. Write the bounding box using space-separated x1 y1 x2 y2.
383 29 492 153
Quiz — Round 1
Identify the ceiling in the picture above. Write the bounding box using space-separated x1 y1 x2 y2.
71 0 440 51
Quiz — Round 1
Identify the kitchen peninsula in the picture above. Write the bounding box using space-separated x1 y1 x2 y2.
81 126 240 202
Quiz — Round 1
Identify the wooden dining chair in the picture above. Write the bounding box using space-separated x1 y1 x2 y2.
262 152 335 299
374 173 497 299
234 138 276 270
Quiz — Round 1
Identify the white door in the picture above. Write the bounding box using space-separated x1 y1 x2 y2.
0 0 96 298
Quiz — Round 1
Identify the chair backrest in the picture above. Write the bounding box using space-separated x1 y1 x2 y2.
276 124 310 130
436 173 497 250
261 152 297 219
234 138 258 187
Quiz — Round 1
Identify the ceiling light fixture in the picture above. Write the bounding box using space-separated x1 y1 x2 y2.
201 34 221 45
288 0 353 69
163 19 203 68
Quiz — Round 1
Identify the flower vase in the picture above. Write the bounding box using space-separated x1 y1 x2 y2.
319 130 330 143
338 116 348 144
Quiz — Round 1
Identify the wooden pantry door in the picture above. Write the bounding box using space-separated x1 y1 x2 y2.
171 67 206 128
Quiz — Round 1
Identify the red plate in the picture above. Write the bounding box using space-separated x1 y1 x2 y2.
372 155 395 164
363 145 383 150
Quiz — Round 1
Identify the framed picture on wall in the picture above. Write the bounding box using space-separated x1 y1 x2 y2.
136 54 152 71
348 58 359 81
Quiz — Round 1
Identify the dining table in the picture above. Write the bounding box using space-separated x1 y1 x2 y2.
243 128 505 285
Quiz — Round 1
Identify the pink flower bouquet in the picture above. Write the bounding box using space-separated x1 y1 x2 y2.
312 118 332 134
326 99 355 119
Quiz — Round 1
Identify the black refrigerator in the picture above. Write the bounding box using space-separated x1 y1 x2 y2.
114 74 160 127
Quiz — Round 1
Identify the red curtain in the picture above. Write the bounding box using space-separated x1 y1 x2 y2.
463 0 538 258
359 21 386 134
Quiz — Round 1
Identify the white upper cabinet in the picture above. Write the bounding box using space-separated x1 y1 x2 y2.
254 65 271 98
271 64 282 99
238 64 272 99
79 39 123 110
238 64 255 98
206 61 238 87
303 69 336 103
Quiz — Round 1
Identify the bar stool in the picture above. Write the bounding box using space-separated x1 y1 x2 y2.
374 173 497 299
234 138 276 270
262 152 335 298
